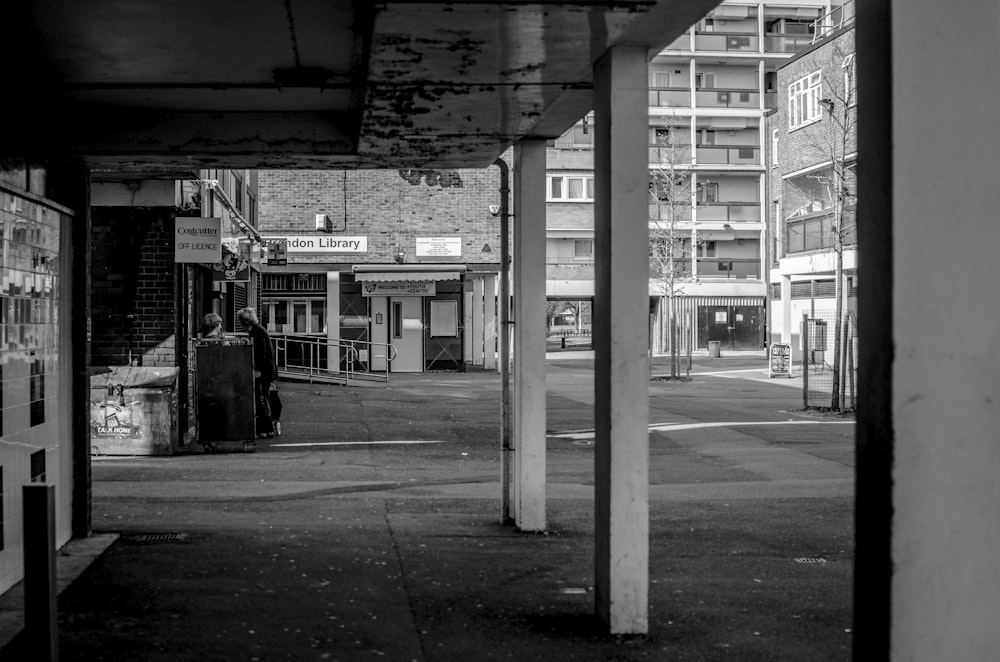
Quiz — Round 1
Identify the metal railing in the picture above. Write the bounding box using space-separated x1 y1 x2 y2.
272 333 397 385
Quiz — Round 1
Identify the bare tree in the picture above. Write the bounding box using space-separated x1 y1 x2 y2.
649 121 695 378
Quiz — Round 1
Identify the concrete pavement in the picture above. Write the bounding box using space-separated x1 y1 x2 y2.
1 353 855 661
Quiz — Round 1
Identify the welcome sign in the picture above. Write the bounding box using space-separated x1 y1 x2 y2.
261 235 368 253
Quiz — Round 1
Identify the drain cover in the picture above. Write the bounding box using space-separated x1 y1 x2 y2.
793 557 828 564
122 533 188 544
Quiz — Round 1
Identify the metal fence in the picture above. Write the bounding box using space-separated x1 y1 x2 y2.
800 311 858 411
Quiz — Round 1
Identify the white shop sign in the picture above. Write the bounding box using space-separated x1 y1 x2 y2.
361 281 436 297
416 237 462 257
175 218 222 263
260 235 368 253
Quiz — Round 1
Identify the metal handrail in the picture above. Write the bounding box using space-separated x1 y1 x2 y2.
271 333 397 385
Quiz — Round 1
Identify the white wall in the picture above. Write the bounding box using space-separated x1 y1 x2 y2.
892 1 1000 658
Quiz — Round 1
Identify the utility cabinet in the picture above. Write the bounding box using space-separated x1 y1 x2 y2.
194 338 256 451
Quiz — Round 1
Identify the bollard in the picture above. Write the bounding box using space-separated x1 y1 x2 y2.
23 483 58 662
561 337 566 349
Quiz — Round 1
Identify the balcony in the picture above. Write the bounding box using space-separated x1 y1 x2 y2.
697 258 760 280
693 33 759 53
696 144 760 166
664 33 689 51
783 208 857 255
696 202 760 223
649 144 692 164
546 259 595 281
764 33 813 53
694 89 759 109
648 88 691 107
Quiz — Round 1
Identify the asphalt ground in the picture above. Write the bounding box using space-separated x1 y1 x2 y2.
1 352 855 661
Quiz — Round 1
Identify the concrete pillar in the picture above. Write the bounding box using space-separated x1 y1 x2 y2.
593 45 650 635
874 0 1000 658
472 277 485 367
781 275 792 345
326 271 340 370
483 274 497 371
512 139 547 532
463 287 474 365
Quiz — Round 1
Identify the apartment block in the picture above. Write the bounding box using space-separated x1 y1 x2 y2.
545 0 840 352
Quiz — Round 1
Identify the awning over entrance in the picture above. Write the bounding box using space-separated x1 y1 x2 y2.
353 265 466 283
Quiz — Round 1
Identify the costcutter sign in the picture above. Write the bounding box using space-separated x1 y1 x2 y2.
175 218 222 263
260 235 367 253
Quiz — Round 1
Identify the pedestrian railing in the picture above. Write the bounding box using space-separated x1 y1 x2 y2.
272 333 397 385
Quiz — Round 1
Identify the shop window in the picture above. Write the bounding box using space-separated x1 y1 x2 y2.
430 300 458 337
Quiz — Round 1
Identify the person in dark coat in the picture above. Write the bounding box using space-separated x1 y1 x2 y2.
237 307 277 437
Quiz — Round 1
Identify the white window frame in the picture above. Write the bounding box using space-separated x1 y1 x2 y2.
547 174 595 202
788 70 822 131
771 128 779 168
842 53 857 108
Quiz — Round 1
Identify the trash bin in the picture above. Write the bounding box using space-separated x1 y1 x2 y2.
708 340 722 358
90 366 179 455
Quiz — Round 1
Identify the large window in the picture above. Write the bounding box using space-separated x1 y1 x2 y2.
548 175 595 201
263 299 326 334
788 71 822 130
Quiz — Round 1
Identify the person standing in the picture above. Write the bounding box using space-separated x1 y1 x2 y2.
237 307 277 437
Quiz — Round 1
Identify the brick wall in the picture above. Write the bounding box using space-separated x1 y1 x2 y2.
91 207 177 367
257 161 510 266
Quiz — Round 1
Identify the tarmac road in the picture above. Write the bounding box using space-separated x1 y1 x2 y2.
2 352 855 661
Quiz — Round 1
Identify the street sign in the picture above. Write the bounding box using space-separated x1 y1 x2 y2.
769 343 792 378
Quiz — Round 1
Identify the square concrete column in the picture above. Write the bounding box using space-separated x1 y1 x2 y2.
326 271 340 371
483 274 498 371
512 139 547 532
593 45 650 635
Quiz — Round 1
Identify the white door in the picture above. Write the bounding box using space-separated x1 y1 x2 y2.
390 296 423 372
370 297 389 371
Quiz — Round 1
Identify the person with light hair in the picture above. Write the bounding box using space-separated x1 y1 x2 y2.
237 307 278 437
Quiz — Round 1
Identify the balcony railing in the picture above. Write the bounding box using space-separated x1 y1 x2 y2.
696 144 760 165
694 89 759 108
764 33 813 53
696 258 760 280
783 208 857 255
812 0 855 44
649 145 692 164
648 88 691 107
696 202 761 222
693 33 759 52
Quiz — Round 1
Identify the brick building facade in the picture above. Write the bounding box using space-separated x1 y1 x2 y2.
257 162 509 373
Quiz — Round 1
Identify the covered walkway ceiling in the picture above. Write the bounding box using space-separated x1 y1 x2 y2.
7 0 720 174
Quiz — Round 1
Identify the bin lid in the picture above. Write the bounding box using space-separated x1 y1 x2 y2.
90 366 179 388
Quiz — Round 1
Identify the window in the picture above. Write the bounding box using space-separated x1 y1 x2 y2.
392 301 403 339
697 182 719 203
547 175 595 201
788 71 822 130
430 300 458 337
649 71 671 88
843 53 857 107
30 450 45 483
573 240 593 258
233 172 244 213
695 72 716 89
771 129 779 168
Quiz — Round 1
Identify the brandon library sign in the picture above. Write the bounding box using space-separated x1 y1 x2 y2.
260 236 367 253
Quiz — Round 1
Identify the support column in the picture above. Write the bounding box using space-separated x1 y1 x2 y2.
472 277 485 367
781 275 792 345
483 274 497 371
512 139 547 532
593 45 650 635
326 271 340 370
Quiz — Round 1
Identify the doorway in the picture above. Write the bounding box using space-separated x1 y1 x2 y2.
389 296 423 372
